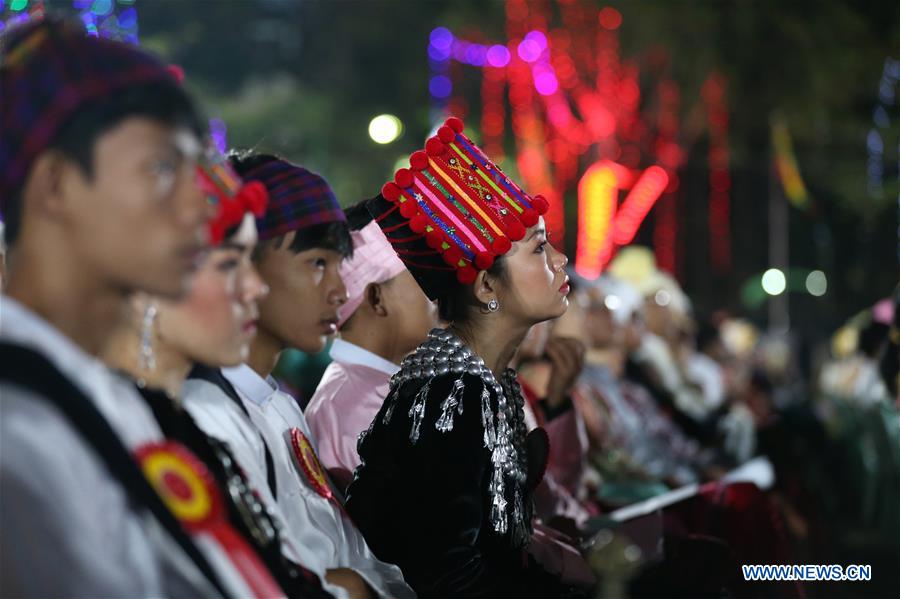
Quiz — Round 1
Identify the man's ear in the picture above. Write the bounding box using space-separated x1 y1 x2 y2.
365 282 388 317
471 269 497 307
24 150 81 224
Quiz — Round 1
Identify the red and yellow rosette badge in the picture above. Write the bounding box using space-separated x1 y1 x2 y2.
287 428 333 500
135 441 285 598
136 441 221 531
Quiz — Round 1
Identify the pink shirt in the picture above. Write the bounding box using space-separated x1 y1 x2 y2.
305 339 399 479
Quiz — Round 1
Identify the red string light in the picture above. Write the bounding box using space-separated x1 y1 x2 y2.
653 77 681 273
703 72 731 274
431 4 719 278
612 166 669 246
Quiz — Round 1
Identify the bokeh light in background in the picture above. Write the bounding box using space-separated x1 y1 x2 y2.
575 160 667 280
575 162 619 280
72 0 139 43
611 166 669 246
0 0 34 32
805 270 828 297
486 44 510 68
654 289 672 307
598 6 623 30
425 6 692 264
368 114 402 145
761 269 787 296
0 0 887 332
428 75 452 99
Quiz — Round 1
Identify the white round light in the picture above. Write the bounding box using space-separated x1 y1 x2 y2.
654 290 671 307
806 270 827 297
604 294 622 311
368 114 403 145
761 268 787 296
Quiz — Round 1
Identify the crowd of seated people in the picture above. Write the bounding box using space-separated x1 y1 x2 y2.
3 15 898 599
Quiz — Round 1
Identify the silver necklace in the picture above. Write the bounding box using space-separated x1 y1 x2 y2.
379 327 531 545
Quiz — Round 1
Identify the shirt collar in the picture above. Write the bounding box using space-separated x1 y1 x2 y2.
0 295 106 381
329 338 399 376
222 362 279 406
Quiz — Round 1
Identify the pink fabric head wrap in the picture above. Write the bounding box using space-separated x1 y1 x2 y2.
337 219 407 327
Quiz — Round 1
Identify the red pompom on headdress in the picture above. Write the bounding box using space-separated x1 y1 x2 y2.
370 116 547 293
197 142 269 244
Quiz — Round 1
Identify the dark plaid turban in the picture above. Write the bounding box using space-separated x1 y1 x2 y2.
0 16 182 216
239 158 346 242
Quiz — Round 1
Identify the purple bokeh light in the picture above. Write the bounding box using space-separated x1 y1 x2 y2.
533 63 559 96
118 7 137 29
517 39 542 63
452 41 469 62
209 118 228 154
486 44 511 67
464 44 487 66
429 27 454 50
524 30 548 51
428 43 451 61
429 74 453 98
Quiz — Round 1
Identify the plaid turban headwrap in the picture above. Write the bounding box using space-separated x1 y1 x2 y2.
0 16 184 215
239 158 346 242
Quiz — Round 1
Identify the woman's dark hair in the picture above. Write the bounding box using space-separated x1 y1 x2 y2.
344 198 374 232
228 150 353 260
5 82 205 247
437 255 508 324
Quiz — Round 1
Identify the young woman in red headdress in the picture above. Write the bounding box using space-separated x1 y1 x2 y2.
346 117 590 597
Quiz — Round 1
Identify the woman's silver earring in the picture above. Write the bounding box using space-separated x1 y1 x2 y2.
487 298 500 312
139 303 157 372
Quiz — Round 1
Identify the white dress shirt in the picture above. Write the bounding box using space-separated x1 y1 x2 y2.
219 363 414 598
182 374 348 599
0 296 223 597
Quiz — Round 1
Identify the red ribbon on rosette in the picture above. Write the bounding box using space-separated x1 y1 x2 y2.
287 428 334 501
135 441 285 598
286 428 354 520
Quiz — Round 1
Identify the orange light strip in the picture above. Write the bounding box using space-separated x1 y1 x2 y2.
575 160 619 279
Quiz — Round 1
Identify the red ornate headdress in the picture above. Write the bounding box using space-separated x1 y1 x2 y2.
376 116 549 288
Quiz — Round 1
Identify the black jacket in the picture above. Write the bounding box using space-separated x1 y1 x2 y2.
346 371 576 598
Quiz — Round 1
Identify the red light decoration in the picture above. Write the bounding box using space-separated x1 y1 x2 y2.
703 72 731 274
576 160 667 279
576 161 620 279
598 7 623 31
653 77 681 274
429 3 725 278
612 166 669 246
481 63 506 160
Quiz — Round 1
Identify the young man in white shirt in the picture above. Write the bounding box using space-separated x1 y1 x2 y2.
305 200 438 488
0 17 225 596
184 151 414 599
